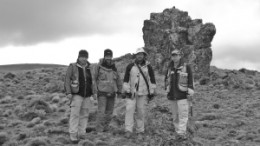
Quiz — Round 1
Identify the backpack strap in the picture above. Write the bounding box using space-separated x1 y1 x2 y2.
182 63 187 73
71 63 78 81
96 65 101 81
136 65 150 95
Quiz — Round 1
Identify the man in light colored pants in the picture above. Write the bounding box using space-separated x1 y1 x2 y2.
125 95 147 133
64 50 95 143
169 99 189 135
165 49 194 140
69 95 92 141
122 47 156 137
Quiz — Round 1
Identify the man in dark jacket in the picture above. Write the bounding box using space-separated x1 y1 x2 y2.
64 50 94 144
165 49 194 140
92 49 122 132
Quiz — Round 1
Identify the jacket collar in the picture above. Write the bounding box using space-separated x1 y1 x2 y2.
76 61 90 69
170 59 185 69
134 60 149 67
99 58 117 71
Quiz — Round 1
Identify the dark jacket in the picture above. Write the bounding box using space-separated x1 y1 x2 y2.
165 60 194 100
64 61 93 97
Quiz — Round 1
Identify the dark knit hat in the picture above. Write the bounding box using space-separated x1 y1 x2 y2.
104 49 113 57
78 50 88 58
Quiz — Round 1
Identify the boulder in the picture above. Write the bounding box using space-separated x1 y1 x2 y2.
142 7 216 79
4 72 16 79
0 132 9 145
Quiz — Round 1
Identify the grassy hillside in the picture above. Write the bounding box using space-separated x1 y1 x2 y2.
0 63 66 72
0 61 260 145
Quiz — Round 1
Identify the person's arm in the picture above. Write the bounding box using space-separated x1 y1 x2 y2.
88 67 93 96
187 64 194 96
122 63 133 93
91 64 99 95
64 64 73 95
147 64 156 94
116 69 123 93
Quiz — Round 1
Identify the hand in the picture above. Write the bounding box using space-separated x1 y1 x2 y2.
117 92 122 98
165 81 169 90
166 86 170 92
187 88 194 96
120 93 126 99
125 92 132 99
67 94 72 101
148 94 154 100
92 94 97 100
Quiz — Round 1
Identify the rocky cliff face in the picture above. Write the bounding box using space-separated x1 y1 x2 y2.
142 7 216 79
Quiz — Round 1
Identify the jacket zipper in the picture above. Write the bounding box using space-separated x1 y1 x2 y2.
83 67 87 97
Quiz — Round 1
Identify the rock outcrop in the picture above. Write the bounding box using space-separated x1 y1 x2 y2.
142 6 216 79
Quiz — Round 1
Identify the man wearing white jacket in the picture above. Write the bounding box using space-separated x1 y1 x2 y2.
122 47 156 138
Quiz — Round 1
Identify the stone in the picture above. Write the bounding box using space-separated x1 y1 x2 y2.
0 132 9 145
4 72 16 79
31 117 41 125
51 95 60 103
142 6 216 78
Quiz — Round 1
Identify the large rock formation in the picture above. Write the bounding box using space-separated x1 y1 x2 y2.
142 7 216 79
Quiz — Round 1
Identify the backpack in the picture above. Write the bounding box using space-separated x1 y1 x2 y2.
96 65 118 93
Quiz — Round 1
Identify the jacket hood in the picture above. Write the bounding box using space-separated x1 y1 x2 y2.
99 58 117 71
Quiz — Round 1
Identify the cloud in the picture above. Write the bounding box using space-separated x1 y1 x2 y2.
0 0 171 47
1 0 260 71
211 42 260 71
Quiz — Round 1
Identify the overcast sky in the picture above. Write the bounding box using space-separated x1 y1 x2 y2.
0 0 260 71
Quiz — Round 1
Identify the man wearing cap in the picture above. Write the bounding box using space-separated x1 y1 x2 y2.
64 50 94 143
92 49 122 132
164 49 194 140
122 47 156 138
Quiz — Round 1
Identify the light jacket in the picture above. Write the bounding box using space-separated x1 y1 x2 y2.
92 59 122 94
64 62 93 97
123 60 156 96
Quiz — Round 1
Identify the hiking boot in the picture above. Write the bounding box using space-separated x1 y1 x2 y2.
175 134 188 141
95 125 105 133
70 133 78 143
125 131 132 138
86 127 96 133
78 133 87 140
137 132 144 141
71 140 79 144
103 126 112 132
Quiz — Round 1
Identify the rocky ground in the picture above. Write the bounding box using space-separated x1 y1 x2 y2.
0 65 260 146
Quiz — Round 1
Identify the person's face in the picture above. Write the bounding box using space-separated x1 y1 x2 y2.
78 56 88 64
136 53 145 62
104 55 112 64
171 53 181 62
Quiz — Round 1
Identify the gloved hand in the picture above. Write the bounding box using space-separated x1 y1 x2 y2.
120 93 126 99
125 92 132 99
92 94 97 100
67 94 73 101
148 94 154 102
117 92 122 98
187 88 194 96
